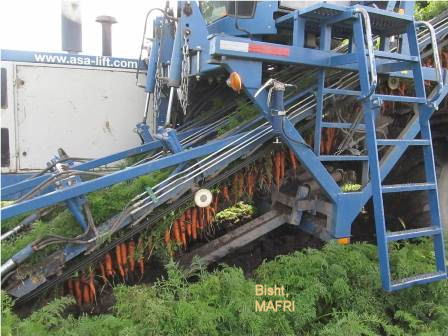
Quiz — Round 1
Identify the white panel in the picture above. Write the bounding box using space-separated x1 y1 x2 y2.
14 64 146 171
0 62 18 172
220 40 249 53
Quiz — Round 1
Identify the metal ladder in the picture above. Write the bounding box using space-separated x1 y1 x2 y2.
353 9 448 291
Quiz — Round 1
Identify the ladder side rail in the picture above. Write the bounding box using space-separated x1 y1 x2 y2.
352 13 392 290
409 20 447 275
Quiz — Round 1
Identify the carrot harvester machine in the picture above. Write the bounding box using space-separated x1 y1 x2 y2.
2 1 448 304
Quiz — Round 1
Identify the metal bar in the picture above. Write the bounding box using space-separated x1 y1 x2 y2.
0 134 242 219
373 50 419 62
386 227 441 241
210 36 444 83
381 182 436 193
391 272 447 291
374 94 426 103
280 118 341 203
376 139 430 146
322 88 360 96
179 209 287 266
321 122 365 130
318 155 368 161
1 127 204 200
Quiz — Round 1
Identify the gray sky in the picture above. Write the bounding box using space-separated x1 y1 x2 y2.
1 0 165 58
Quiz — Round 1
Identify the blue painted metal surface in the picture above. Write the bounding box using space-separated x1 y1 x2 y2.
204 2 447 290
0 134 242 219
135 122 153 143
2 1 447 294
1 127 199 200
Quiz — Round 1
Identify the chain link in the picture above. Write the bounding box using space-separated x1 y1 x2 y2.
179 33 190 115
152 35 163 117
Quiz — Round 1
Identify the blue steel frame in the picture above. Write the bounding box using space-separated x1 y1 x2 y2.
204 1 446 290
2 1 447 292
2 1 446 240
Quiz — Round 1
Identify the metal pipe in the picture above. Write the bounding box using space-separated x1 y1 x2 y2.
0 260 16 278
353 7 377 98
417 21 444 101
95 15 117 56
143 92 151 122
1 212 40 241
165 87 175 126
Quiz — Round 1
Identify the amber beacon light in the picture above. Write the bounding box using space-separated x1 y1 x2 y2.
226 72 242 93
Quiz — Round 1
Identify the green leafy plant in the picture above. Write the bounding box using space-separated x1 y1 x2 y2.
3 239 447 336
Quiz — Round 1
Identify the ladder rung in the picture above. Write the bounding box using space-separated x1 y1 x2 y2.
321 122 365 130
376 139 431 146
390 272 447 291
318 155 368 161
381 183 437 193
373 51 419 62
386 227 441 242
322 88 360 96
374 94 426 104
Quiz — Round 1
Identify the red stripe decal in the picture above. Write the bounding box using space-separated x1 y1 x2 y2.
248 44 290 57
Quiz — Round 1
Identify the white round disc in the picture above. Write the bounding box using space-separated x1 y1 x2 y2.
387 77 399 90
194 189 213 208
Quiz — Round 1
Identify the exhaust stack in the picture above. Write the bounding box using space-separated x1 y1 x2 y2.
96 15 118 56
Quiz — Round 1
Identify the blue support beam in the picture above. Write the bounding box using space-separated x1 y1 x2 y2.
0 134 242 219
209 35 444 83
1 127 201 200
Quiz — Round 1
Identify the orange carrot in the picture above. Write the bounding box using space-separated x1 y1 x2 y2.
137 237 145 274
186 220 192 238
280 150 286 180
191 208 198 240
164 228 171 246
121 243 128 276
198 208 204 229
67 278 74 296
89 270 96 302
288 148 297 172
247 171 254 199
173 220 181 244
115 245 125 279
179 214 187 248
320 131 326 154
128 240 136 273
104 253 114 278
222 185 230 202
238 173 244 200
83 283 91 305
185 208 192 240
139 256 144 275
74 278 82 306
274 152 281 191
326 128 335 154
206 206 214 226
99 263 107 285
213 192 220 213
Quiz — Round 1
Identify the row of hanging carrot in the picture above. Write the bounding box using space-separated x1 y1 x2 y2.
65 146 301 306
